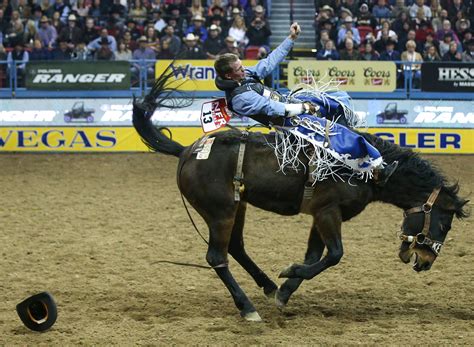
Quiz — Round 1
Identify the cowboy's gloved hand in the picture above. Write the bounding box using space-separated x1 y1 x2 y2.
302 102 319 115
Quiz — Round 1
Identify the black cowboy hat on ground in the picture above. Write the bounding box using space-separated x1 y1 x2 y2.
16 292 57 332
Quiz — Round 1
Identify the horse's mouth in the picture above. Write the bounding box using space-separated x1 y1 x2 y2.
399 248 432 271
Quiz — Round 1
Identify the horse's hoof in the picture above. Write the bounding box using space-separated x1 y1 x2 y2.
265 288 277 299
275 289 287 310
243 311 262 322
279 264 297 278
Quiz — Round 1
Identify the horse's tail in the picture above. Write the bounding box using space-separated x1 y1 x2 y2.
132 63 191 158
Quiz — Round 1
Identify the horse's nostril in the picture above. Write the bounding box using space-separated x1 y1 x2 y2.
422 262 431 271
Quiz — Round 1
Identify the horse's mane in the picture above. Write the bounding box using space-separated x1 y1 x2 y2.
359 132 469 218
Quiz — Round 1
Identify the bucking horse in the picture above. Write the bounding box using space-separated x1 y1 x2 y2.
132 70 469 322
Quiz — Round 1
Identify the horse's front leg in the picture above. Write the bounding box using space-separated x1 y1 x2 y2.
276 222 325 307
279 206 343 280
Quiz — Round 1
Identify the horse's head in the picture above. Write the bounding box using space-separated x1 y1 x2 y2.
398 185 469 272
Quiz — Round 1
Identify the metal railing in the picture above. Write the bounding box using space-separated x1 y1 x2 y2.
0 60 472 100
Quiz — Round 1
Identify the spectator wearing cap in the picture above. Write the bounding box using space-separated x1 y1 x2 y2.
185 15 208 42
94 37 114 60
379 39 401 61
339 38 362 60
152 8 167 34
7 40 29 86
218 35 243 58
316 39 340 60
88 28 118 52
83 17 99 45
207 5 228 29
409 0 431 19
337 16 360 47
247 15 271 46
208 13 228 39
129 0 149 25
36 15 57 48
52 0 71 24
51 38 72 60
357 3 377 29
29 39 50 61
178 33 206 59
372 0 392 19
229 5 243 23
59 14 84 47
461 39 474 61
455 18 470 43
442 41 462 61
203 24 225 59
228 15 249 47
132 36 156 81
161 25 182 57
165 15 185 40
30 5 44 29
246 5 269 28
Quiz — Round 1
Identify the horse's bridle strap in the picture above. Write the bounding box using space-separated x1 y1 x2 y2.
400 187 443 256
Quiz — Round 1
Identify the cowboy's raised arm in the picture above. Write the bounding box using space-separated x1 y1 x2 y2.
246 22 301 79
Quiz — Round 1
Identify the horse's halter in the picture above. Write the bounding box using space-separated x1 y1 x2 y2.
399 187 443 256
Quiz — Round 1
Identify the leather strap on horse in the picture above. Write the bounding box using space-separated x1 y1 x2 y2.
399 187 443 255
233 131 248 202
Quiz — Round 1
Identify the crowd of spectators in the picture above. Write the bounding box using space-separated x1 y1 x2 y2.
0 0 272 85
313 0 474 85
0 0 472 87
0 0 272 62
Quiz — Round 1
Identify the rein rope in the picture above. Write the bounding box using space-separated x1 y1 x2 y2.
399 187 443 256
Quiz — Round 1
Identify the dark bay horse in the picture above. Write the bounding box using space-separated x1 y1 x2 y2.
132 74 468 322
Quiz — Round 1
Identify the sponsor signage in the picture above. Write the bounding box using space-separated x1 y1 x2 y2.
26 61 130 90
0 127 472 154
287 61 397 92
421 62 474 92
155 60 258 91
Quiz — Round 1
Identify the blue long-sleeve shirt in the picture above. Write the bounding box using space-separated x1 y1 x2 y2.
232 37 294 117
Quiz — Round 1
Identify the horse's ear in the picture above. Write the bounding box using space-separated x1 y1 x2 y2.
455 198 470 219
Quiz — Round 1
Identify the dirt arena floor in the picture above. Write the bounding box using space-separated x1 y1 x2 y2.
0 153 472 345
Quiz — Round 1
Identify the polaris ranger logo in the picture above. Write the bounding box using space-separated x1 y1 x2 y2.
32 72 126 84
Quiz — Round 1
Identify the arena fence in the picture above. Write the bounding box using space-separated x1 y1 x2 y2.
0 60 472 100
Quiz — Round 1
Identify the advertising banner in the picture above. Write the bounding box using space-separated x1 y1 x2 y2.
287 61 397 92
25 61 130 90
155 60 258 91
1 99 472 129
1 127 472 153
421 62 474 92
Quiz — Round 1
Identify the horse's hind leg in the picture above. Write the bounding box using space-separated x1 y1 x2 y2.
276 223 325 308
228 202 278 298
206 216 261 321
